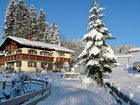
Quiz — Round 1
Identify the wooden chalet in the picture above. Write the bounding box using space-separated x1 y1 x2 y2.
0 36 74 72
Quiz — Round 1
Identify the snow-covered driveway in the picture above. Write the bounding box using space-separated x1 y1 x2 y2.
37 77 113 105
38 85 108 105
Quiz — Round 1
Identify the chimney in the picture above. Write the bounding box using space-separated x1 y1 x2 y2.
26 35 34 41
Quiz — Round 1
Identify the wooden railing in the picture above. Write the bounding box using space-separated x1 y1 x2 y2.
0 55 72 64
0 54 54 64
0 79 51 105
105 82 138 105
56 57 71 63
5 43 18 51
0 86 51 105
0 56 5 64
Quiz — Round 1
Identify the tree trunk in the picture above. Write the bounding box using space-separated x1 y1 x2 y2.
95 70 103 85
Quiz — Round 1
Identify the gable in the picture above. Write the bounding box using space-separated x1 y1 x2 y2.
0 38 20 51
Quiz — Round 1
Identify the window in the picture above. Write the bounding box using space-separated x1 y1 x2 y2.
57 62 63 69
28 50 37 55
41 62 47 68
7 51 14 55
40 51 50 56
16 61 22 67
59 52 65 56
8 46 10 50
49 53 52 57
7 51 12 55
28 61 37 67
16 50 22 54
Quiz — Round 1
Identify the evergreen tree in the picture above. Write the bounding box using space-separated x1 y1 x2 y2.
22 8 32 38
36 9 48 41
77 0 117 85
29 5 37 39
13 0 32 38
3 0 15 38
44 25 51 43
49 22 61 45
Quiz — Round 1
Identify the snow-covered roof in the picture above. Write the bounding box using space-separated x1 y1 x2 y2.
2 36 74 53
0 52 4 56
128 48 140 53
116 54 132 58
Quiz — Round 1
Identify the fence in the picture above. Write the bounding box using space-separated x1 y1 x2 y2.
0 79 51 105
105 82 138 105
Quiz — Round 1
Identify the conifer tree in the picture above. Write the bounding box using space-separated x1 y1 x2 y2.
36 9 48 41
22 8 32 38
13 0 32 38
77 0 117 85
3 0 15 38
49 22 61 45
44 25 51 43
29 5 37 39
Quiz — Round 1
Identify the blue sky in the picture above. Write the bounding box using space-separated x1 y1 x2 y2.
0 0 140 47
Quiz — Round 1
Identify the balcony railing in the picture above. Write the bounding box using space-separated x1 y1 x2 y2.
56 57 71 63
0 54 72 65
0 54 54 64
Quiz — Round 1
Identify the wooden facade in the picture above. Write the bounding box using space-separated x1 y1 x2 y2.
0 54 54 63
0 37 73 72
56 57 71 63
5 42 18 51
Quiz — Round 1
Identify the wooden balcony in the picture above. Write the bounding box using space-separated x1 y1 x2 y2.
0 56 5 65
56 57 71 63
0 54 54 64
5 43 18 51
0 54 72 65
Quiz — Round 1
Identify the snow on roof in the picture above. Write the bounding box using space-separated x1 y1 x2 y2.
116 54 132 58
128 48 140 53
0 52 4 56
4 36 74 53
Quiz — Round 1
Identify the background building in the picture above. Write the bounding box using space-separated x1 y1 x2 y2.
116 47 140 68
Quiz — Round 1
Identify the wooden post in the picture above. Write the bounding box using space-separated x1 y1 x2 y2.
2 81 6 90
128 57 130 68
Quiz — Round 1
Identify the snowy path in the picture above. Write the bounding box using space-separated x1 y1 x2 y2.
37 78 113 105
38 86 108 105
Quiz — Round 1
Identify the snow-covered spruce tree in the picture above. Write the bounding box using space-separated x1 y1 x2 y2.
77 0 117 85
22 9 33 38
13 0 32 38
3 0 15 38
36 9 48 42
29 5 37 39
44 25 51 43
49 22 61 45
13 0 25 37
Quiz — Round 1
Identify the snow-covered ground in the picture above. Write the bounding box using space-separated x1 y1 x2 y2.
0 68 139 105
37 73 119 105
36 67 140 105
0 72 47 102
107 66 140 104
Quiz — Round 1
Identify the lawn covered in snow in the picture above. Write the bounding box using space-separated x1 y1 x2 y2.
106 66 140 104
0 72 47 102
